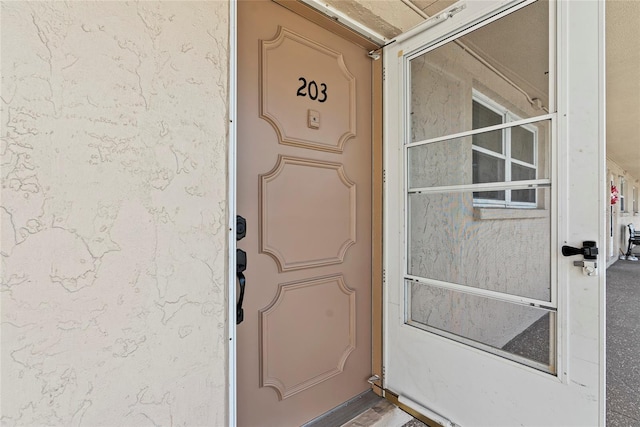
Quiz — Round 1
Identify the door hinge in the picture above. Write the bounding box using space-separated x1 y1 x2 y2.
382 268 386 285
368 49 381 60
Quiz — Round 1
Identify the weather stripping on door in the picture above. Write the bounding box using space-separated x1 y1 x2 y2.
562 241 599 276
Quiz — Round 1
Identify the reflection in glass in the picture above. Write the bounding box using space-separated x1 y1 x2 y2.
405 0 554 373
410 1 549 143
408 191 551 301
407 281 555 371
473 150 505 184
408 121 549 190
512 188 536 204
512 163 535 181
473 128 503 154
512 126 536 163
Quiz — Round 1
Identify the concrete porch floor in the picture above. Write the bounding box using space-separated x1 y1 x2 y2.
335 257 640 427
606 258 640 426
340 399 425 427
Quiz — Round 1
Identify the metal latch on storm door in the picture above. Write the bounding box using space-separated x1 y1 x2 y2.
561 240 599 276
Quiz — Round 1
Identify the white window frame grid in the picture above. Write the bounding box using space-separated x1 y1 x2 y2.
633 186 638 213
472 90 538 208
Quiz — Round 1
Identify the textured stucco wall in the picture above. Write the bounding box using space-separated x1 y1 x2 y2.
1 1 229 425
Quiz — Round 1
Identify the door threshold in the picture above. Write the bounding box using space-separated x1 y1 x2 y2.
302 390 381 427
340 397 424 427
303 390 428 427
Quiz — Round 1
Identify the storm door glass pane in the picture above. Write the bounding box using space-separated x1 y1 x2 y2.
473 101 502 129
512 163 536 181
512 189 536 203
410 1 550 143
511 164 536 203
473 189 506 201
408 121 549 190
511 126 535 163
405 0 553 372
407 281 555 371
473 151 505 183
408 191 551 301
473 128 503 153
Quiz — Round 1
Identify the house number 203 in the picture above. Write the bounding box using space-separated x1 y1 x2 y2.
296 77 327 103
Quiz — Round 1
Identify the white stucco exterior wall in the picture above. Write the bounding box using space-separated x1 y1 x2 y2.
1 1 230 425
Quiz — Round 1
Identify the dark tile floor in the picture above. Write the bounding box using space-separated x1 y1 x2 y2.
606 258 640 426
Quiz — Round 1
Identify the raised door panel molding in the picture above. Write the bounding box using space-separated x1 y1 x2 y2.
260 26 356 153
259 275 356 400
260 155 356 271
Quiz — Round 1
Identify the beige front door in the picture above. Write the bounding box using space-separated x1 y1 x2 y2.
237 1 374 426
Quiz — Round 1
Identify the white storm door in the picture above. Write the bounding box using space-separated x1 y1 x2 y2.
383 0 606 426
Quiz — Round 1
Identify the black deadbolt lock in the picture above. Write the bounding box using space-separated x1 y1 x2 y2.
237 215 246 241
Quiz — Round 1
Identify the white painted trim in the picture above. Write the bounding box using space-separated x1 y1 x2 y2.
228 0 238 425
548 0 556 115
405 275 556 308
406 113 554 148
297 0 388 46
391 3 463 45
408 179 550 194
549 100 559 367
554 0 567 384
598 0 607 423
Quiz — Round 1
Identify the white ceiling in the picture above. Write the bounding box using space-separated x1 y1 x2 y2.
606 0 640 182
322 0 640 182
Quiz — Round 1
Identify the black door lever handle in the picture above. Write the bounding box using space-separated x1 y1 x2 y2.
236 215 247 325
236 248 247 325
562 240 598 260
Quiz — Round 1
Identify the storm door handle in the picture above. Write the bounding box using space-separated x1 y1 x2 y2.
561 240 598 259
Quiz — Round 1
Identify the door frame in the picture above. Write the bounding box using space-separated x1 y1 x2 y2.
229 1 386 424
229 1 237 425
